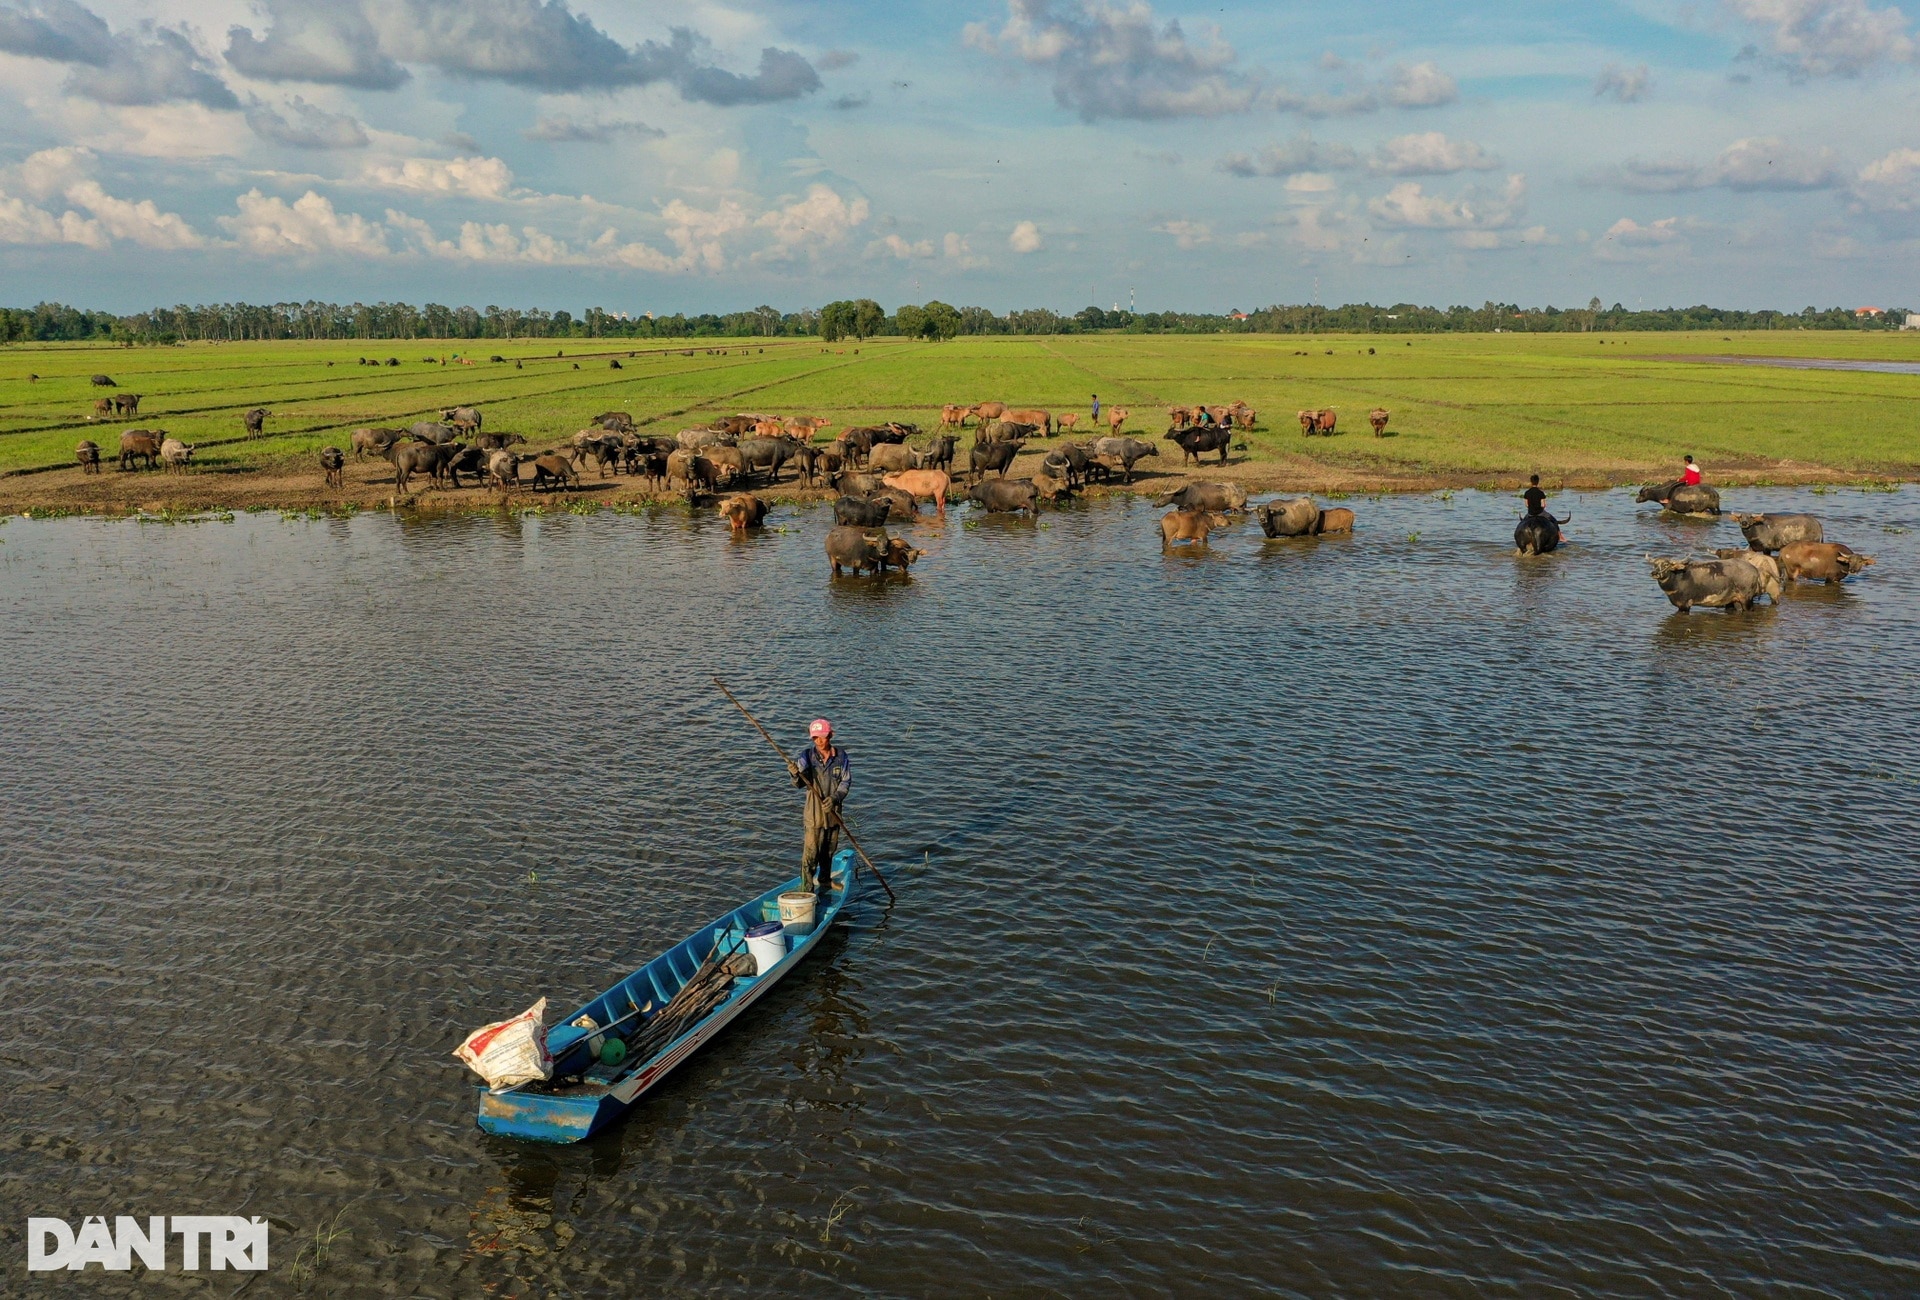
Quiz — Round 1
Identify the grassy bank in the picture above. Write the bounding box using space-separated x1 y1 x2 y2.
3 331 1917 513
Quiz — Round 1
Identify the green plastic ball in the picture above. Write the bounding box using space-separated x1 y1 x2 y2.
599 1038 626 1067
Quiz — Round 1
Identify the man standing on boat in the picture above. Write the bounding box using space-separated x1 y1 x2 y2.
793 719 850 898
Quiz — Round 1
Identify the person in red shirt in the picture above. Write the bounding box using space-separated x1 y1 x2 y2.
1682 454 1702 485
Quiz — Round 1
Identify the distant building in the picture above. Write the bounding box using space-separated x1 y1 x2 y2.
1855 305 1886 317
1228 309 1248 320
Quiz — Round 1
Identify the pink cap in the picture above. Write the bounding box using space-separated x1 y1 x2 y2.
809 718 833 738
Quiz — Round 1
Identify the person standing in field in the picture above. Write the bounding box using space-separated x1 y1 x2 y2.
792 719 850 898
1091 394 1100 423
1682 454 1703 485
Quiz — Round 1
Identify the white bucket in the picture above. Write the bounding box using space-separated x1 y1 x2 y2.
778 890 818 937
744 922 786 975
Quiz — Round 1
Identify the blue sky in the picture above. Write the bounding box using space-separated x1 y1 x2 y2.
2 0 1919 313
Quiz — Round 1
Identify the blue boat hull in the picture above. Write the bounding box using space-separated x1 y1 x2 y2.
476 850 854 1143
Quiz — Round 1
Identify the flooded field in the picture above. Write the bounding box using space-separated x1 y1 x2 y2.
2 485 1916 1295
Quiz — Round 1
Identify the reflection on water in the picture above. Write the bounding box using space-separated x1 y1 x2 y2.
1 485 1917 1296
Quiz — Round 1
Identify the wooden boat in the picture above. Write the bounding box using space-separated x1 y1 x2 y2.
476 850 853 1143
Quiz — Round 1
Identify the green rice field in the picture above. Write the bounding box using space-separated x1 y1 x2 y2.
3 331 1918 489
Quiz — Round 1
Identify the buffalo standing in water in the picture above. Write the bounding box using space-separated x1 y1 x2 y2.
825 526 921 577
1514 511 1571 555
1777 541 1874 584
1256 496 1320 538
1636 480 1720 516
1159 508 1230 546
1647 554 1780 612
1732 512 1822 553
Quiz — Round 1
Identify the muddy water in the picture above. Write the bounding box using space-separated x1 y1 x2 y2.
2 486 1917 1296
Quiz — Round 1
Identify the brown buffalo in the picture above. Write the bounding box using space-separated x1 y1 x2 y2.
1316 507 1355 534
1157 482 1248 512
703 445 745 484
869 442 914 473
1106 407 1130 433
530 454 579 492
1257 496 1320 537
76 440 101 473
351 427 402 460
967 401 1006 423
319 445 345 487
666 449 718 497
1368 407 1390 436
118 430 162 471
243 407 271 438
488 450 520 491
720 493 769 532
940 404 968 431
1314 409 1337 435
1776 541 1875 583
1004 408 1051 434
882 469 952 516
90 397 113 419
1159 507 1230 546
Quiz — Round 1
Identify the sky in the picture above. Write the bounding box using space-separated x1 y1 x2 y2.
2 0 1920 314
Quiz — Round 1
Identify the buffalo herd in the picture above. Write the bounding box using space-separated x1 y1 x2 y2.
61 392 1883 605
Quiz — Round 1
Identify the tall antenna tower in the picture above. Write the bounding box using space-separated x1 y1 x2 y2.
1129 286 1135 312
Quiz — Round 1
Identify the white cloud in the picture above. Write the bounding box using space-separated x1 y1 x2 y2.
1009 218 1043 252
1854 145 1920 211
1374 172 1520 228
522 115 663 143
221 188 390 256
1369 174 1526 229
1594 215 1691 261
943 230 988 268
0 190 107 247
363 155 516 199
1154 218 1212 248
1384 61 1457 107
1370 132 1500 176
10 146 202 248
964 0 1259 120
1601 137 1842 191
1595 63 1651 101
1218 133 1357 177
752 184 870 261
1725 0 1914 77
868 233 935 259
1286 172 1337 193
1285 200 1407 263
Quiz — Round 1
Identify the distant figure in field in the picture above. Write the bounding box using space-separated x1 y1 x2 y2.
1091 394 1100 422
1682 454 1703 486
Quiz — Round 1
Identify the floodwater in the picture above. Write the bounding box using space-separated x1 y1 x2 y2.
2 486 1917 1297
1651 353 1920 376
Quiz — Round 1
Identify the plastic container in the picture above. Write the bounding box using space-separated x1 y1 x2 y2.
778 890 818 937
745 921 787 976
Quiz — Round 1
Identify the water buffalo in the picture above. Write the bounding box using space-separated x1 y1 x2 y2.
703 445 745 485
1514 512 1569 555
1159 507 1230 546
836 427 875 466
319 446 345 487
825 526 922 576
1635 481 1721 516
914 434 957 471
243 407 271 438
1032 471 1071 501
1090 436 1159 483
445 445 487 486
1105 407 1131 433
720 493 769 532
977 419 1039 445
410 421 459 445
488 450 520 491
594 411 634 432
737 437 797 485
1257 496 1320 538
90 397 113 419
869 486 919 521
666 449 718 497
113 393 140 417
1166 426 1232 465
1004 408 1051 434
351 427 403 460
475 431 527 452
118 430 162 471
869 442 913 474
75 440 101 473
1316 507 1356 535
970 439 1024 480
1044 444 1091 489
1157 482 1248 512
386 440 463 491
441 405 482 429
678 428 736 452
833 494 890 527
1298 408 1336 436
1369 407 1390 436
531 454 579 492
1647 554 1778 612
91 374 116 387
883 469 951 516
968 478 1039 515
1733 512 1822 553
967 401 1006 423
1776 540 1874 583
836 471 886 497
940 403 968 431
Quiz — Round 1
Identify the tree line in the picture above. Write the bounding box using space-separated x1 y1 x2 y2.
0 297 1908 345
